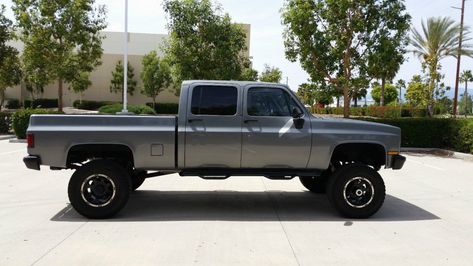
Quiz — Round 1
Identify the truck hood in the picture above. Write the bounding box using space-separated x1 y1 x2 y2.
310 116 400 135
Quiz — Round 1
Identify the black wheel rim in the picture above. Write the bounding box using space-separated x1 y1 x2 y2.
343 177 374 208
80 174 116 207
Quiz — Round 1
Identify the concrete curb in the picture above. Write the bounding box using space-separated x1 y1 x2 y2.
0 135 15 141
9 138 26 143
402 147 473 162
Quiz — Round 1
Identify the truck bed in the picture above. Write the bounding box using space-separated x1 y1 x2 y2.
27 115 177 170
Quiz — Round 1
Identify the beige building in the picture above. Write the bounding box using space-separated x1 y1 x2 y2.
5 25 251 107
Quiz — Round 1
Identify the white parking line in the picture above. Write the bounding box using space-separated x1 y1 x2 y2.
0 149 25 156
408 158 446 171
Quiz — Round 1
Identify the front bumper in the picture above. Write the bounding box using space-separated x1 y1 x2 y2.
23 155 41 170
391 155 406 170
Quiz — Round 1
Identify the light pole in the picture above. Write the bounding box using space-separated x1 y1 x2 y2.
120 0 129 114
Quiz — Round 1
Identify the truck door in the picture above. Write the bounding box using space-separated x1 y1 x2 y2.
184 84 242 168
241 86 311 168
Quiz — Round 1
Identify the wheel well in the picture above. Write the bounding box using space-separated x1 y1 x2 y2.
331 143 386 169
67 144 134 168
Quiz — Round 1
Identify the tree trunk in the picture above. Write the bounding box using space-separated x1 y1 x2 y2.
153 97 156 110
354 96 358 107
58 78 63 112
465 82 468 118
336 97 340 107
380 78 386 106
0 89 5 110
428 80 435 117
343 85 350 118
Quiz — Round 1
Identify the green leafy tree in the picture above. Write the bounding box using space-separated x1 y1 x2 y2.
163 0 248 84
350 88 367 107
12 0 107 112
460 70 473 116
297 83 316 105
410 17 473 116
371 82 398 105
405 75 430 108
350 78 369 107
298 82 335 106
141 51 172 109
69 71 92 104
239 67 259 81
110 61 137 97
0 5 22 109
259 64 282 83
458 94 472 116
281 0 410 117
435 96 452 115
367 11 410 106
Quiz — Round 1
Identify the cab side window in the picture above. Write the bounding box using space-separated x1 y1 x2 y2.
247 87 297 117
191 86 238 115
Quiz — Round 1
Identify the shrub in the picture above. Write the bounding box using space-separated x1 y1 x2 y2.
6 99 20 109
73 100 117 110
23 98 58 109
0 112 13 134
98 104 156 115
311 105 427 118
146 103 179 114
456 120 473 154
355 117 473 154
350 107 365 116
12 109 61 139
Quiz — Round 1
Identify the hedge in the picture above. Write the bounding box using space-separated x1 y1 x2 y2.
73 100 117 110
6 99 20 109
98 104 156 115
0 112 13 134
356 118 473 154
12 109 61 139
312 106 428 118
146 103 179 114
23 98 58 109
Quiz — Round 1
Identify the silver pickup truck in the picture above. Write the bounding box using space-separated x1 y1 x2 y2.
23 80 405 219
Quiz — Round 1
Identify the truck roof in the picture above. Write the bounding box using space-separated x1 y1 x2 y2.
182 80 289 88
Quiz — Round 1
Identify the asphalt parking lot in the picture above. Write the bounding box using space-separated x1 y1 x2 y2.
1 139 473 265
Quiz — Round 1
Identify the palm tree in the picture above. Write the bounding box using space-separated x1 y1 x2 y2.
410 17 473 116
460 70 473 116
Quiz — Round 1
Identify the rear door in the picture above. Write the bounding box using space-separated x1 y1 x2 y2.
184 84 242 168
241 86 311 168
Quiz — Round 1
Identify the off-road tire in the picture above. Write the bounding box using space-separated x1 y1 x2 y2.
68 159 131 219
327 164 385 219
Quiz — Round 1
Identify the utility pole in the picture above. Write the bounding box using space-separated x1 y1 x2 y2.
120 0 130 114
399 85 402 117
453 0 466 117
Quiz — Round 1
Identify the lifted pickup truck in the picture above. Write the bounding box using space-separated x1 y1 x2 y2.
24 80 405 219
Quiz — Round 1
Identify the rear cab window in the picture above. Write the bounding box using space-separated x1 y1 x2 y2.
191 86 238 116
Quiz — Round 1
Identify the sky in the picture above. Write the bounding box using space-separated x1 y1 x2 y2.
2 0 473 93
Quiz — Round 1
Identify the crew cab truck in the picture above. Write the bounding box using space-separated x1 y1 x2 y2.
23 80 405 219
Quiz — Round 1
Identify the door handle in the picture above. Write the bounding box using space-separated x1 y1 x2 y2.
188 118 203 123
244 119 259 123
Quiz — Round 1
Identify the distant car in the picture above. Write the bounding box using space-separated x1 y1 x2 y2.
24 80 405 219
